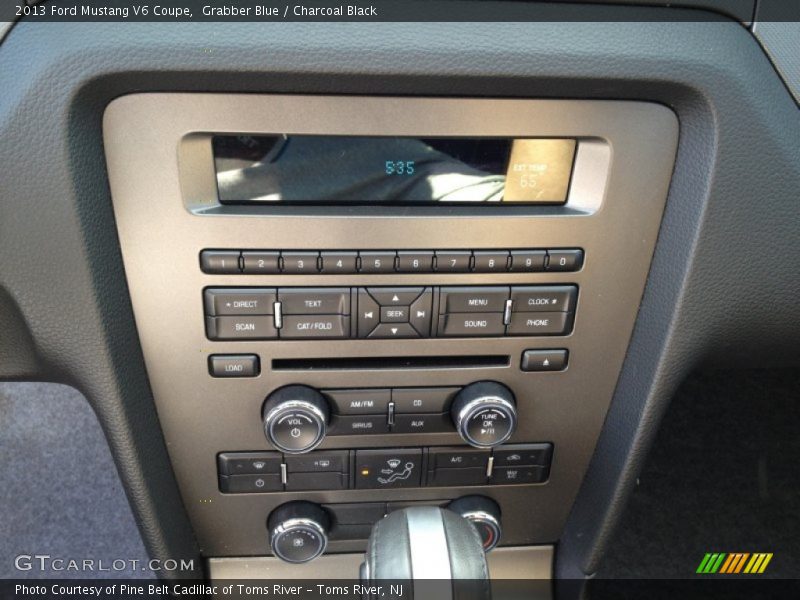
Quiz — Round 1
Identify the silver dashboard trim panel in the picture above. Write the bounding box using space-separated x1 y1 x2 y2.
103 94 677 557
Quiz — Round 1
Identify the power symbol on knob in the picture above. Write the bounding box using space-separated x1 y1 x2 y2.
263 386 331 454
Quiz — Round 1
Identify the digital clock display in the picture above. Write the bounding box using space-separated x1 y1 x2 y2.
212 135 576 205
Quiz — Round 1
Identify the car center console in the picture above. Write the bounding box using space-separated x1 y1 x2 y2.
103 94 677 566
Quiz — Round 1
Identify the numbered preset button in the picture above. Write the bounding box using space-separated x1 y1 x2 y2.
320 252 358 274
435 251 472 273
359 251 397 273
397 251 435 273
242 251 280 274
281 252 320 274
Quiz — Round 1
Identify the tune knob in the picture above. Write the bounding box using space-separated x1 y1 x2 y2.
451 381 517 448
262 385 330 454
268 501 331 563
448 495 502 552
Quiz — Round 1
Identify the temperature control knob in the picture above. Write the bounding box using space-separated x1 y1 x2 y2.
262 385 330 454
448 495 502 552
451 381 517 448
268 501 330 563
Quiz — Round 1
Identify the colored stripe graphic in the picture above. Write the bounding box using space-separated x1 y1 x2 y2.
698 552 773 574
718 554 735 574
697 553 727 573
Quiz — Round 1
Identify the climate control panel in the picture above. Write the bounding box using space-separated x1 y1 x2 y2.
218 443 553 494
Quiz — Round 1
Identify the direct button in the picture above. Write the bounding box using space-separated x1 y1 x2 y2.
204 288 276 316
280 315 350 339
324 389 391 415
507 312 571 336
279 288 350 315
440 287 510 313
392 388 458 414
438 313 506 337
208 354 260 378
206 316 277 340
510 286 577 313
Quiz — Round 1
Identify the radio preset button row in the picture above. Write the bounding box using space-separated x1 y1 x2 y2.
200 248 583 274
217 443 552 494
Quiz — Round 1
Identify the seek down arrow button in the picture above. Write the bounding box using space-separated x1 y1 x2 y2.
368 323 420 338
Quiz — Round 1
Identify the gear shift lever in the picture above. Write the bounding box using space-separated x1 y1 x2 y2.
361 506 491 600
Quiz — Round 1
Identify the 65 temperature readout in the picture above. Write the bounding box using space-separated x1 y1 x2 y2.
385 160 415 176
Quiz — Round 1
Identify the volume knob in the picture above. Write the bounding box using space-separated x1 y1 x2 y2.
451 381 517 448
262 385 330 454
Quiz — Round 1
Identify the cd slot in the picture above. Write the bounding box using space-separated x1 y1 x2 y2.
272 355 509 371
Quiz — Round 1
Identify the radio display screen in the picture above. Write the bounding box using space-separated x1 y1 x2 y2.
212 135 576 205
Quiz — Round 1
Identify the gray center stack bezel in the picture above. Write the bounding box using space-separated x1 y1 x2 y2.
103 94 678 558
